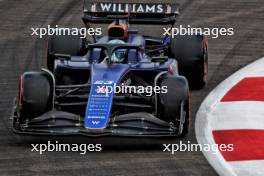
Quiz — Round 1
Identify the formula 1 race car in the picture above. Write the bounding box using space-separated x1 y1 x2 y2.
12 1 208 137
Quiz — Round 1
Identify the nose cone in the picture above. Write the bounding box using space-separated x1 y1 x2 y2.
85 64 129 129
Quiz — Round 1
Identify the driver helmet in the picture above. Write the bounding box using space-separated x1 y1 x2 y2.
108 39 127 63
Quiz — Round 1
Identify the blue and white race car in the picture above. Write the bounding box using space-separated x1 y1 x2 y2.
12 1 208 137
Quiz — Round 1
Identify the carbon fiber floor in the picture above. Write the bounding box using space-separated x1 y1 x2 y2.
0 0 264 175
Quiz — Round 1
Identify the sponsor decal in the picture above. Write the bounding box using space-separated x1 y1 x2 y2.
91 3 174 14
85 80 115 129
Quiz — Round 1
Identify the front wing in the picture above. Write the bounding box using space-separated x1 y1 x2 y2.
12 110 180 137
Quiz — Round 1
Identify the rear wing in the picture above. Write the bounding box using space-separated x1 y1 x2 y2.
82 1 180 25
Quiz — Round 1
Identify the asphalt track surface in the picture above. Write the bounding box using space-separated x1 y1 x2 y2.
0 0 264 175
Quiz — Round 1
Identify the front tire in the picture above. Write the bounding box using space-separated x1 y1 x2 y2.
18 71 53 123
158 75 190 137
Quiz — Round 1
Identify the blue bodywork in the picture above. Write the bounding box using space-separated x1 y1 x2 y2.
13 2 191 137
85 64 129 129
54 35 178 129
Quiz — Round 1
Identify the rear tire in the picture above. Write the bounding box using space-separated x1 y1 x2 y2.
46 34 86 71
18 71 53 123
169 34 208 89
